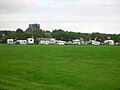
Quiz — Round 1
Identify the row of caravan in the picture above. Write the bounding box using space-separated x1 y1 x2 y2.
7 38 34 44
39 38 116 45
39 38 66 45
7 38 84 45
91 40 115 45
7 38 117 45
7 38 66 45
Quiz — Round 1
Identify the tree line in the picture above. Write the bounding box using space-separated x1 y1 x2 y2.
0 28 120 44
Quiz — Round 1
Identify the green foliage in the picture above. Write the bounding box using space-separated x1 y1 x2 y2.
52 29 66 40
0 45 120 90
52 29 78 41
34 39 39 44
0 29 120 43
44 31 52 38
16 28 23 34
0 31 16 43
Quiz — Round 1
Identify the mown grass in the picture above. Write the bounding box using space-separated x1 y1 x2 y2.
0 45 120 90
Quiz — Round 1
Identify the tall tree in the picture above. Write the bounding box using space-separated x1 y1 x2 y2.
16 28 23 34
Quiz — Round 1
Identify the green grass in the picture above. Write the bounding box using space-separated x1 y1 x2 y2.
0 45 120 90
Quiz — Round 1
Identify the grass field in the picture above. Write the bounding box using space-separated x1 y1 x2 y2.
0 45 120 90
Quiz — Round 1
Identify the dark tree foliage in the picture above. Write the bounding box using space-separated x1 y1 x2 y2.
52 29 78 41
0 30 16 43
16 28 23 34
44 31 52 38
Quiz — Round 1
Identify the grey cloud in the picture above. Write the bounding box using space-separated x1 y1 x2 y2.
0 0 120 34
0 0 26 13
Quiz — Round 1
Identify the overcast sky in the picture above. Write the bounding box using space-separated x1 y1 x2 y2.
0 0 120 34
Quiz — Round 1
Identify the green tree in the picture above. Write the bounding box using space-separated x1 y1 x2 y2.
16 28 23 34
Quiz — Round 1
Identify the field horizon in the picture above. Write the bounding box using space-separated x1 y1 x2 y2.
0 45 120 90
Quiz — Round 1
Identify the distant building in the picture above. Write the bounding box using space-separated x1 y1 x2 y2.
29 24 40 31
16 40 27 44
7 39 14 44
49 38 57 44
66 41 73 45
72 39 80 45
115 42 119 45
79 38 85 45
39 38 50 45
72 38 85 45
27 38 34 44
91 40 100 45
57 40 66 45
38 38 56 45
104 40 114 45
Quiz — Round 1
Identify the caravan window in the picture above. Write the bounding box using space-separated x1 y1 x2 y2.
9 41 12 42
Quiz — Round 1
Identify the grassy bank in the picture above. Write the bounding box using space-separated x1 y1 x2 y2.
0 45 120 90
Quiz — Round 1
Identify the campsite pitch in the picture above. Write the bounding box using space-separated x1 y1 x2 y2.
0 45 120 90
